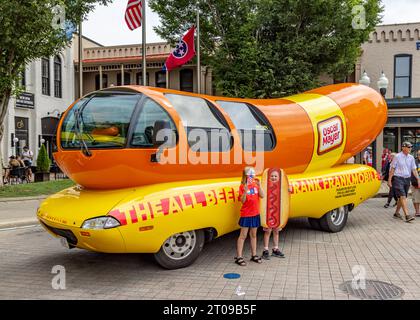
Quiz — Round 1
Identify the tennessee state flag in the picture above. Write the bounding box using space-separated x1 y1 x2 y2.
164 26 196 72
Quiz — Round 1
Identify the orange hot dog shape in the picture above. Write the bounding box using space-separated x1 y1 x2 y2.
54 83 387 190
260 168 290 230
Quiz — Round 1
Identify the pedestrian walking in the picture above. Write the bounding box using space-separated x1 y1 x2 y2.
235 167 265 266
388 142 420 222
363 147 373 167
383 153 398 208
412 149 420 217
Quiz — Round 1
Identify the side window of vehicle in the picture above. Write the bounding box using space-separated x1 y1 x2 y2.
216 101 276 151
131 98 177 148
165 94 232 152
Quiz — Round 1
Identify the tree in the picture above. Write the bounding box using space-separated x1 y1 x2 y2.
149 0 383 98
36 144 51 173
0 0 112 185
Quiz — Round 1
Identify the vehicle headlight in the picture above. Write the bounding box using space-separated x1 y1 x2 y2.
81 216 121 230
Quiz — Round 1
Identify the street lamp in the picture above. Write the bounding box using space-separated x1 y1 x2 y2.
359 70 371 86
377 71 389 97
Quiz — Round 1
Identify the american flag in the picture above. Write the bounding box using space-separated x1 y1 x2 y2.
125 0 142 31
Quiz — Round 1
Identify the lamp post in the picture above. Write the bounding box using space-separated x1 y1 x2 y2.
359 70 371 86
377 71 389 97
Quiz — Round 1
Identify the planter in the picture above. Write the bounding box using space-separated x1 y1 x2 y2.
35 172 50 183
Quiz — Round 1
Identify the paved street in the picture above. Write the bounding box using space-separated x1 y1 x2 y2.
0 198 419 300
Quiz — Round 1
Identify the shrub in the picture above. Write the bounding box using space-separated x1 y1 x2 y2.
36 144 50 173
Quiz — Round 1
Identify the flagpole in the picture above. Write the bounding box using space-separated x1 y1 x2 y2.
142 0 147 85
196 6 201 94
78 21 83 98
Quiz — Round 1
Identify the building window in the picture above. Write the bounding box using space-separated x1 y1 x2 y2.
383 128 398 154
136 72 149 86
401 128 420 154
217 101 276 151
180 69 194 92
117 72 131 86
54 56 62 98
42 58 50 95
95 74 108 90
394 54 412 98
155 71 166 88
21 69 26 89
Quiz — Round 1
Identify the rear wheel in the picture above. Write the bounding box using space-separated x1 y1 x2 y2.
154 229 205 269
319 206 348 233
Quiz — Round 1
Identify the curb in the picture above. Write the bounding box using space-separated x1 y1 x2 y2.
0 219 39 230
0 195 48 202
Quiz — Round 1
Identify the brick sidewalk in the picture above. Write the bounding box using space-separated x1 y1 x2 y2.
0 198 419 300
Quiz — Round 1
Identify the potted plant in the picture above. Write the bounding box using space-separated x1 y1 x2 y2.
35 144 51 182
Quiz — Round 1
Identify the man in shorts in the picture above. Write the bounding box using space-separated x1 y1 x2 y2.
388 141 420 222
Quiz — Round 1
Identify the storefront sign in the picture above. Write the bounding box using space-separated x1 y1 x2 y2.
417 42 420 50
16 92 35 109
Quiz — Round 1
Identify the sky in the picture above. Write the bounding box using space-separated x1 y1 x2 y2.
82 0 420 46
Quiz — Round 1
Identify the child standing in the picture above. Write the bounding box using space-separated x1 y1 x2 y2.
262 170 285 260
235 167 265 266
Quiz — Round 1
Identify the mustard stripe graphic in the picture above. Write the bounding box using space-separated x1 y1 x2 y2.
285 94 347 173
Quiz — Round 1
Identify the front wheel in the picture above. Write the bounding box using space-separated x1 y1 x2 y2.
319 206 349 233
154 229 205 270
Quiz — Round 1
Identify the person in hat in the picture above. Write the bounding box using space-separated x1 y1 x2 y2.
388 142 420 222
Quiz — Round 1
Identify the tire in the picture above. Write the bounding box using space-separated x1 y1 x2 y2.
319 206 349 233
154 229 205 270
308 217 322 230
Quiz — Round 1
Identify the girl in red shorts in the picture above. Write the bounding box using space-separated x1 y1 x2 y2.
235 167 265 266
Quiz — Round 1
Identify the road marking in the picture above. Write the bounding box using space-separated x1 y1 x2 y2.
0 224 40 232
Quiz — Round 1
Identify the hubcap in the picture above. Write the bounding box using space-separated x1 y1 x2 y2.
331 207 346 226
162 231 196 260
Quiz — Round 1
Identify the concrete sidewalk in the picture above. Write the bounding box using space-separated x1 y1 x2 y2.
0 197 45 229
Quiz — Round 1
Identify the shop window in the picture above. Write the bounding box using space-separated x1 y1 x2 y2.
131 98 177 148
136 72 149 86
42 58 50 96
180 69 194 92
394 54 412 98
155 71 167 88
95 74 108 90
383 128 398 153
401 128 420 154
216 101 276 151
165 94 231 152
117 72 131 86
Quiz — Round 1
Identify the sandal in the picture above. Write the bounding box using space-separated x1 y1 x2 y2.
250 255 262 264
234 257 246 266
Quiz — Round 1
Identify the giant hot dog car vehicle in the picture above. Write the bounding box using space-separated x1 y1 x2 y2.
37 83 387 269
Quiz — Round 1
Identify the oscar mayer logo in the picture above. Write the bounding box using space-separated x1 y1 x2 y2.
317 116 343 155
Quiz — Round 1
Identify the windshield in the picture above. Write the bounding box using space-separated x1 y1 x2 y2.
61 93 141 149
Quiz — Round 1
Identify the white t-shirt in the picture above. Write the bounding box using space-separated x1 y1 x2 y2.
22 150 33 162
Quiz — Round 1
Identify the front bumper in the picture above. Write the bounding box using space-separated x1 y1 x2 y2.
38 217 127 253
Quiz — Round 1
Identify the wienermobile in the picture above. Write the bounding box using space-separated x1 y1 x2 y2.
37 83 387 269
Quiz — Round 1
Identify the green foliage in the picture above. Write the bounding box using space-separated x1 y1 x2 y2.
0 0 112 140
36 144 51 173
150 0 383 98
